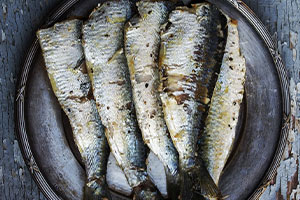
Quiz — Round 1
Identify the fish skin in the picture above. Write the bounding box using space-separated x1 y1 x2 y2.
37 19 111 200
159 3 226 199
199 17 246 186
82 1 162 199
124 1 180 199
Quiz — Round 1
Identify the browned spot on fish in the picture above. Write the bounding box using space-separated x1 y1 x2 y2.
150 110 156 119
174 130 185 139
158 45 166 70
111 121 117 127
231 19 238 25
125 102 132 110
86 87 94 100
163 87 170 93
109 80 126 85
182 74 197 83
196 85 209 99
128 56 136 77
174 93 190 105
197 104 206 112
80 62 88 74
194 50 201 55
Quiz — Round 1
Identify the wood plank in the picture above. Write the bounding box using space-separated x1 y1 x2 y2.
0 0 60 199
243 0 300 199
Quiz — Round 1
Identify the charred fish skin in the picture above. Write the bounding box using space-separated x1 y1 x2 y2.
37 19 111 200
82 1 162 199
124 1 180 198
159 3 225 199
199 18 246 186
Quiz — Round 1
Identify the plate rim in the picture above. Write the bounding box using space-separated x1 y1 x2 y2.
15 0 291 200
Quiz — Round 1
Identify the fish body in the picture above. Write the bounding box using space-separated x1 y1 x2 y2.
82 1 162 199
159 3 226 199
37 19 110 200
124 1 180 199
199 17 246 185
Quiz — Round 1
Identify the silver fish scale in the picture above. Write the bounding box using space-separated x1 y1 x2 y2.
200 18 246 185
124 1 179 178
83 1 132 66
160 3 220 169
38 22 88 101
82 1 150 188
37 19 109 197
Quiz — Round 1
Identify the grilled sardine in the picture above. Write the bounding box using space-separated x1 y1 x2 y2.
82 1 162 199
159 3 226 199
37 19 110 200
199 17 246 186
124 1 180 199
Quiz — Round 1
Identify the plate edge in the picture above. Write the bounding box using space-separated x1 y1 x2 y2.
226 0 291 199
14 1 291 200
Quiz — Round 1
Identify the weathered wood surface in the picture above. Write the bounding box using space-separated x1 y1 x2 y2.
243 1 300 199
0 1 61 199
0 0 299 199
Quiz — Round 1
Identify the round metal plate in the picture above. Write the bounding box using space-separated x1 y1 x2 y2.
15 0 291 200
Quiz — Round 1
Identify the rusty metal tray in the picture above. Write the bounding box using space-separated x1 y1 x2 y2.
15 0 291 199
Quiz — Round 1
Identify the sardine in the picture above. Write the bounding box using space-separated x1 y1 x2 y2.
159 3 226 199
82 1 162 199
124 1 180 199
37 19 111 200
199 17 246 186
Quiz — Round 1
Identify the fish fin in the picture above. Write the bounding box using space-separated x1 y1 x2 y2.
133 179 163 200
84 179 111 200
165 167 180 200
180 163 221 200
180 170 207 200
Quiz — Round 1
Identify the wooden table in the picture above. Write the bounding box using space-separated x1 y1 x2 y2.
0 0 299 199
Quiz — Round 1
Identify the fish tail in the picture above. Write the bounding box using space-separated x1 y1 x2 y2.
133 179 163 200
165 167 180 200
180 163 221 200
84 179 111 200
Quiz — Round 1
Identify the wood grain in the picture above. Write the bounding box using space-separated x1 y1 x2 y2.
0 0 299 199
242 0 300 199
0 0 60 199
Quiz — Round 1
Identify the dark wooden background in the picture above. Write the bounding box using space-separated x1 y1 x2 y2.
0 0 299 199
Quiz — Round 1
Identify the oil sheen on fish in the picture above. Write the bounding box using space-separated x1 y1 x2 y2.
159 3 226 199
199 17 246 186
37 19 110 200
124 1 180 199
82 1 162 199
